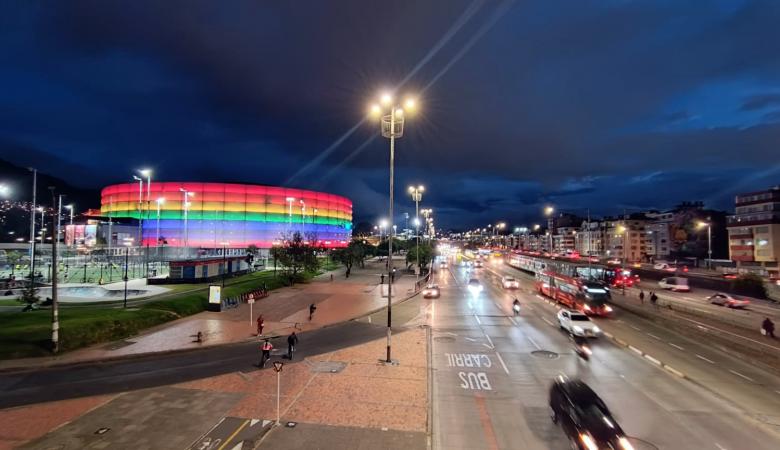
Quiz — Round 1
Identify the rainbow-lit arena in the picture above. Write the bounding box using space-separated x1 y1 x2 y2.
101 182 352 248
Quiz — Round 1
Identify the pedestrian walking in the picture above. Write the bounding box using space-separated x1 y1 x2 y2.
380 274 385 285
639 290 645 304
762 317 776 338
650 292 658 307
257 314 265 336
260 339 273 367
309 303 317 321
330 274 334 282
287 332 299 359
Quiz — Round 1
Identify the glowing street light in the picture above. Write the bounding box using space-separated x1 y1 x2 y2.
697 220 712 269
408 185 424 279
156 197 166 246
180 188 195 247
368 90 419 363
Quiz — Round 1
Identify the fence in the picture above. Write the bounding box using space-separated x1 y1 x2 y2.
220 286 270 309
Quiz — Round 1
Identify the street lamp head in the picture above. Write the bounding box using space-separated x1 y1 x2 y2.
533 224 540 231
156 197 166 205
380 219 388 228
133 175 142 181
139 169 152 177
395 108 404 117
696 221 709 229
286 197 295 202
369 103 382 118
64 204 73 210
380 92 393 106
0 184 9 197
404 97 417 111
413 218 421 226
544 206 554 216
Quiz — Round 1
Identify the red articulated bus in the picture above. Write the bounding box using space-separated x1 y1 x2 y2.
535 270 613 316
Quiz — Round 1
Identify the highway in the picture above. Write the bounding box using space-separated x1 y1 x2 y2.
429 257 780 449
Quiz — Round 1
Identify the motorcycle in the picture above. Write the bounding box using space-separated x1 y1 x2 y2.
512 301 521 316
574 341 592 361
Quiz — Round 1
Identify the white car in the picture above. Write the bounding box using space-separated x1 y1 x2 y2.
659 276 690 292
440 261 448 269
502 276 519 289
467 278 483 294
557 310 601 337
422 283 440 298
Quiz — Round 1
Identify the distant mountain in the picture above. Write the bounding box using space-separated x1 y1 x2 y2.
0 158 100 209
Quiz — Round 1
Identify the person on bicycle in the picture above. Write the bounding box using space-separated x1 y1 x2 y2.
260 339 273 367
287 332 299 360
512 298 521 316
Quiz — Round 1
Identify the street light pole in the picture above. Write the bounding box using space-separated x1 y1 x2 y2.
28 168 37 288
156 197 165 249
49 187 59 353
409 184 424 279
133 175 143 246
370 92 417 364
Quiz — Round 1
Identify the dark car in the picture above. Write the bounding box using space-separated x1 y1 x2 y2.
549 376 635 450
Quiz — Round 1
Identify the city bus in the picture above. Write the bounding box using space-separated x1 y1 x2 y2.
535 270 613 316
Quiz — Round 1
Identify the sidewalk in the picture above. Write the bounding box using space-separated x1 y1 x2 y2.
0 258 419 371
2 327 428 450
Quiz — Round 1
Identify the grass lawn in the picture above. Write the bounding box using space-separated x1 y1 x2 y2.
0 267 324 360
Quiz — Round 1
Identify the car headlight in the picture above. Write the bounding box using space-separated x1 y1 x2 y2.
605 305 613 312
573 326 583 333
579 433 598 450
618 436 635 450
592 326 601 333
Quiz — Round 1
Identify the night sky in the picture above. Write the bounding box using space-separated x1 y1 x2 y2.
2 0 780 229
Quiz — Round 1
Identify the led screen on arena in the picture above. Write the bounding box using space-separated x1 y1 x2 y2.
100 182 352 248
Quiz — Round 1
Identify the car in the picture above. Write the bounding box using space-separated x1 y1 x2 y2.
721 273 738 280
606 258 621 265
557 310 601 337
422 283 440 298
549 376 634 450
473 260 484 268
439 261 448 269
707 293 750 309
467 278 483 294
502 276 519 289
658 276 690 292
654 262 677 272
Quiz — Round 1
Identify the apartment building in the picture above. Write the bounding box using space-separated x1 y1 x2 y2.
727 186 780 277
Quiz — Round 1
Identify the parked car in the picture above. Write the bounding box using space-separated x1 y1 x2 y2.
557 310 601 337
707 293 750 309
502 276 519 289
659 277 690 292
422 283 440 299
549 377 634 450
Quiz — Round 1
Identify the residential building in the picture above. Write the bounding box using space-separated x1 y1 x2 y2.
727 186 780 277
575 220 605 256
603 214 648 262
644 211 673 261
553 227 577 253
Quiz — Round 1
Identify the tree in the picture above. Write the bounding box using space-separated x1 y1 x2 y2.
406 242 434 270
271 232 320 285
332 240 367 274
6 251 21 277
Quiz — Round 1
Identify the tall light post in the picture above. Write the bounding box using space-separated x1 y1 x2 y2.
379 219 388 240
285 197 295 234
139 169 152 220
122 237 133 308
28 168 37 287
221 241 230 288
369 91 418 363
133 175 144 245
697 220 712 270
156 197 165 247
180 188 194 248
49 186 59 353
544 206 555 253
299 199 306 237
408 185 424 278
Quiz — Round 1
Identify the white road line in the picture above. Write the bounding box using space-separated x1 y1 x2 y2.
508 316 518 326
474 314 482 325
647 333 661 340
482 343 493 349
696 354 715 364
729 369 755 383
644 354 661 366
542 317 554 327
715 442 727 450
484 334 495 349
775 390 780 395
535 295 546 301
669 343 685 351
629 325 641 331
628 345 643 355
527 336 541 350
464 337 477 342
495 351 510 375
493 301 502 310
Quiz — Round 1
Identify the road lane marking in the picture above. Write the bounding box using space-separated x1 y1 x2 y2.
495 351 510 375
696 354 715 364
669 343 685 351
474 315 482 325
482 343 493 349
484 334 495 349
508 316 518 326
542 317 554 327
644 354 661 366
465 337 477 342
628 345 643 355
527 336 541 350
217 419 249 450
647 333 661 340
715 443 727 450
729 369 755 382
629 325 641 331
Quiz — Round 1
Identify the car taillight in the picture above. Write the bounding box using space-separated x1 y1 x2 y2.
604 305 613 312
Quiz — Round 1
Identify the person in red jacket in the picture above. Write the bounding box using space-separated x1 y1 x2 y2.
257 315 265 336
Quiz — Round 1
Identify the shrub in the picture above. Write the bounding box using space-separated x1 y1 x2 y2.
731 273 766 298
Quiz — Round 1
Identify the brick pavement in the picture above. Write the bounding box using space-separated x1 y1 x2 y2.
1 327 429 449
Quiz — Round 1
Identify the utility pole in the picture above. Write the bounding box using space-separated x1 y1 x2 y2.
28 168 37 289
49 187 59 353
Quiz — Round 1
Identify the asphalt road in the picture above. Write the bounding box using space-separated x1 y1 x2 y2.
429 258 780 450
0 320 387 409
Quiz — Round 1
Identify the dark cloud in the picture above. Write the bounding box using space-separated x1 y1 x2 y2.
1 0 779 228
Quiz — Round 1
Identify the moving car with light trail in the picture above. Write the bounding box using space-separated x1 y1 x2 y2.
467 278 483 294
501 276 519 289
658 276 690 292
707 293 750 309
422 284 440 298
